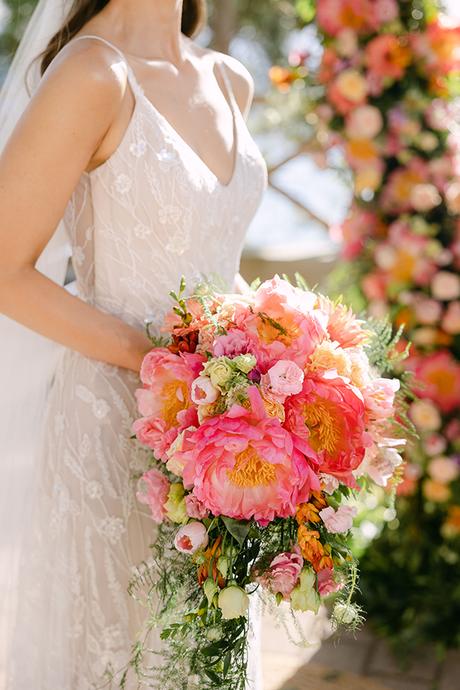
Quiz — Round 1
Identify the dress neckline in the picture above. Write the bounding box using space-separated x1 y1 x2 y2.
72 34 240 188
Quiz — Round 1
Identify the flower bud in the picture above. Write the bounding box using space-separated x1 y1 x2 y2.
218 585 249 620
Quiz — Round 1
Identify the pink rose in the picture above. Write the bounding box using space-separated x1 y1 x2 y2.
424 434 447 456
317 568 343 596
174 521 209 554
319 505 357 534
191 376 219 405
137 468 170 524
256 548 303 599
185 494 210 520
262 360 305 402
132 416 178 460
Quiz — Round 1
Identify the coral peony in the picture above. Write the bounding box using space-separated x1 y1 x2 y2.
181 387 320 523
135 348 204 426
285 375 368 485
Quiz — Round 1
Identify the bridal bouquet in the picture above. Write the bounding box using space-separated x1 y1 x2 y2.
130 275 406 690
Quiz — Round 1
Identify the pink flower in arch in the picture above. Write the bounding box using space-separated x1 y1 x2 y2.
284 374 369 486
181 387 320 524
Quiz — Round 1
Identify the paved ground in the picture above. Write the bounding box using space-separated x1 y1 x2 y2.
261 609 460 690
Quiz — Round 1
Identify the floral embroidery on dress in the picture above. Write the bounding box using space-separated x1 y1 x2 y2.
11 34 267 690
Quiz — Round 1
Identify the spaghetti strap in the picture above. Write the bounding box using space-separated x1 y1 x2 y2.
71 34 127 61
69 35 143 96
216 61 239 119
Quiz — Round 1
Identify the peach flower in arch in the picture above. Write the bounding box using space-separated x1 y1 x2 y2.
408 350 460 414
316 0 383 37
285 374 369 486
365 34 411 80
181 387 320 524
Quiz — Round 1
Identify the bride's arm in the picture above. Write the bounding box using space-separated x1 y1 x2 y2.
0 41 151 372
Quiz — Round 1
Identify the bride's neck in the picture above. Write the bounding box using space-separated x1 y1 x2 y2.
100 0 185 63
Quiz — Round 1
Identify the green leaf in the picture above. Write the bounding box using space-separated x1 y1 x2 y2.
295 0 316 23
222 517 251 545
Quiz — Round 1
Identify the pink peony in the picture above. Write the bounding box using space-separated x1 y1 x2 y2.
408 350 460 414
285 375 369 486
137 468 170 524
261 360 305 402
238 276 328 371
319 505 357 533
185 494 210 520
181 387 320 524
256 548 303 599
132 417 178 460
174 521 209 554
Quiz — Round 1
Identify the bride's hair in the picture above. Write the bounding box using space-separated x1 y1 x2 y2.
40 0 207 75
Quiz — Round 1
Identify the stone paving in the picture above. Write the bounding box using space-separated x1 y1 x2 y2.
261 609 460 690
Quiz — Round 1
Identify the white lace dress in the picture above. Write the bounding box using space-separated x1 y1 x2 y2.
9 35 267 690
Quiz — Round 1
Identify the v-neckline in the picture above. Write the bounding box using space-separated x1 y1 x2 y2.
128 61 240 189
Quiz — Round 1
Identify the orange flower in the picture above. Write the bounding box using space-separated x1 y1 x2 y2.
269 66 295 92
297 525 333 571
443 506 460 538
197 536 226 588
296 502 321 525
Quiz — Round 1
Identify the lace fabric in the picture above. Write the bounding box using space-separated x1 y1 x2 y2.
8 35 267 689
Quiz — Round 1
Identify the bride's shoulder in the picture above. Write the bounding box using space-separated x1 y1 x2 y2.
38 37 127 115
192 42 254 117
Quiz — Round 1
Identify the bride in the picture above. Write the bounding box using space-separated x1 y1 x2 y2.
0 0 267 687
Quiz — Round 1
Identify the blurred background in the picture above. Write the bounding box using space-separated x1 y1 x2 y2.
1 2 460 690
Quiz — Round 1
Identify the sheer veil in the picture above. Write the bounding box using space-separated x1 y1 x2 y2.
0 0 73 671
